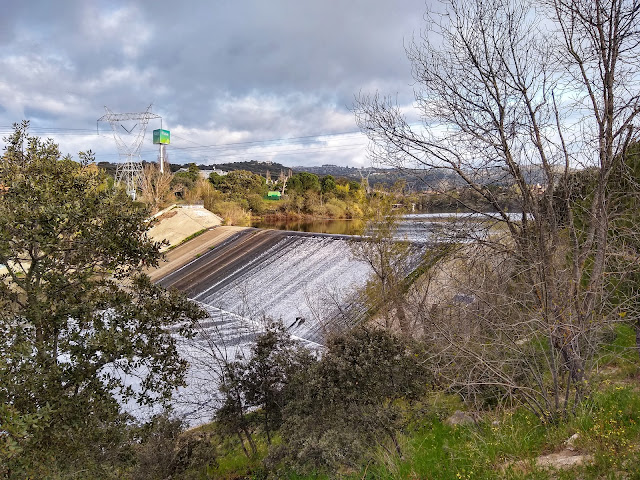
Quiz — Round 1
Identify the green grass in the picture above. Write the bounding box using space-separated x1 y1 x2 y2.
167 228 208 251
600 323 638 366
211 449 263 479
180 327 640 479
352 384 640 480
183 389 640 479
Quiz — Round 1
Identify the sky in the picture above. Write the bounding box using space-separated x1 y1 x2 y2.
0 1 429 168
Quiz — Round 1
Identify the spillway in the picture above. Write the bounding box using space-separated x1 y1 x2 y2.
155 228 426 423
160 228 411 343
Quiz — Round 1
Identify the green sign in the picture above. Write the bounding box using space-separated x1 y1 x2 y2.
152 129 170 145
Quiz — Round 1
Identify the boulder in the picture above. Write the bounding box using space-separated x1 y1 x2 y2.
446 410 475 426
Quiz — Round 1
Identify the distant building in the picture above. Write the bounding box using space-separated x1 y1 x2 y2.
198 168 227 178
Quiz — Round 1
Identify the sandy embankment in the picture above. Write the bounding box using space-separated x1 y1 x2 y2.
147 226 248 282
147 204 223 250
145 204 247 282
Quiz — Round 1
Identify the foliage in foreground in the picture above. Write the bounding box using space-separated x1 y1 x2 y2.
0 123 205 478
182 370 640 479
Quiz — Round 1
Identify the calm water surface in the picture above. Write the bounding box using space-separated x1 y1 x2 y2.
252 212 520 241
250 218 366 235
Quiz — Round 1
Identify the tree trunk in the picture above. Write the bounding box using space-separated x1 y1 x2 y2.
236 429 249 458
636 317 640 360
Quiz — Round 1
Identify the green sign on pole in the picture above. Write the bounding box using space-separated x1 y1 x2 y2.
152 129 170 145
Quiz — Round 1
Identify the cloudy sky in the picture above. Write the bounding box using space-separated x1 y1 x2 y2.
0 1 429 168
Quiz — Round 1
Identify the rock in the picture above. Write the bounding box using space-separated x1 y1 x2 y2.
535 450 593 469
565 432 580 451
446 410 475 426
505 449 593 473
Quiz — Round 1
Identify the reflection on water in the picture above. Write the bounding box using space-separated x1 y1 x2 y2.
250 218 366 236
252 212 518 242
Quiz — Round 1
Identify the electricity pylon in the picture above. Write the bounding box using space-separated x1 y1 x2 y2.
98 104 161 198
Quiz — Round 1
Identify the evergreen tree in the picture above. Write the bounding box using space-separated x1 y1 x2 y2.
0 122 204 477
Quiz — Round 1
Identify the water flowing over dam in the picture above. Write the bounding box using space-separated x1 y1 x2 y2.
159 228 426 344
153 227 427 423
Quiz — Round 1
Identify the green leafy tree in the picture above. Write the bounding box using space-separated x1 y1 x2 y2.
216 322 313 453
271 328 426 472
320 175 337 194
285 172 321 195
348 180 362 194
246 193 266 214
215 360 258 458
172 163 200 192
0 123 204 475
241 322 313 444
285 175 303 194
208 171 226 188
209 170 267 198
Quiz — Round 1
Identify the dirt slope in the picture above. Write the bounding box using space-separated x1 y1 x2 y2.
147 205 223 249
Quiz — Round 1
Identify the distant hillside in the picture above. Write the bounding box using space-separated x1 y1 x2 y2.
94 159 550 193
198 160 292 176
294 164 363 179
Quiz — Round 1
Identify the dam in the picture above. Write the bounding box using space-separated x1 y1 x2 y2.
158 227 425 342
150 225 427 423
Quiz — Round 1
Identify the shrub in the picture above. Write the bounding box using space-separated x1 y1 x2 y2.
213 201 250 226
325 198 347 217
269 328 428 473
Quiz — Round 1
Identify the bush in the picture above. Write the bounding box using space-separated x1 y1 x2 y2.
269 328 428 473
213 201 250 226
132 415 217 480
325 198 347 217
346 202 364 219
247 194 266 215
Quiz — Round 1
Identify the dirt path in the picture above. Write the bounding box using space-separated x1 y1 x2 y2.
146 226 248 282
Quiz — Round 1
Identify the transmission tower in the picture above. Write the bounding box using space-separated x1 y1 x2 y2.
98 104 161 198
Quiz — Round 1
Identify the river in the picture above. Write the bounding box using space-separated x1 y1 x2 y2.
251 212 520 242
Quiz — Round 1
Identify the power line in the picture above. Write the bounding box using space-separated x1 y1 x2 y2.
0 124 370 164
0 125 365 146
96 142 365 160
166 130 365 152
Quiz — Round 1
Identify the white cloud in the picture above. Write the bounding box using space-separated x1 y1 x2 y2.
0 0 428 167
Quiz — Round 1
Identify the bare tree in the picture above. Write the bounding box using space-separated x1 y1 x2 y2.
140 162 175 213
350 196 414 335
355 0 640 419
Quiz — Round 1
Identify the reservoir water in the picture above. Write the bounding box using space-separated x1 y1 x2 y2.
251 212 514 242
250 217 365 235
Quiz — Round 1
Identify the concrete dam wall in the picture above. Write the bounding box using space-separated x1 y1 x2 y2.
159 228 380 344
153 227 426 423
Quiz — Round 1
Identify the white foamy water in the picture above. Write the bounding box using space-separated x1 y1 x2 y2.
125 233 427 424
193 236 374 343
